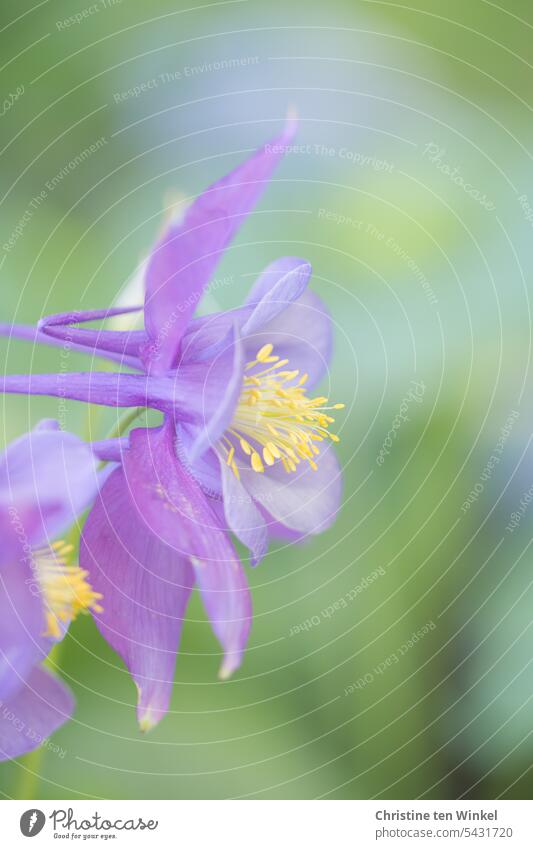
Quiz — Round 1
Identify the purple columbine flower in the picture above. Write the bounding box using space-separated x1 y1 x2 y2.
0 421 101 761
1 119 344 730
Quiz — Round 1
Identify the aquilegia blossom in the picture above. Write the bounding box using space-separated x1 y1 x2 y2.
0 422 101 760
1 119 343 730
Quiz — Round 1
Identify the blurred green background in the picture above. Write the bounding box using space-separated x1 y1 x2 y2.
1 0 533 799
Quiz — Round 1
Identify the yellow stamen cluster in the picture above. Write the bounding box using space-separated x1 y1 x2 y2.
220 343 344 480
34 541 103 639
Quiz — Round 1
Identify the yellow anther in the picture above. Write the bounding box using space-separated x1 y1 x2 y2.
34 543 103 639
266 441 281 459
263 446 275 466
251 452 264 473
218 343 343 478
256 343 274 362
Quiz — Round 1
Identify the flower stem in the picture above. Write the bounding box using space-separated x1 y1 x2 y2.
104 406 144 441
14 748 44 799
14 637 68 799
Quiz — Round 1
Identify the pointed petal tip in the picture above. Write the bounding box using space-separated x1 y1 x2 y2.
218 653 243 681
218 664 234 682
135 685 163 733
138 709 160 733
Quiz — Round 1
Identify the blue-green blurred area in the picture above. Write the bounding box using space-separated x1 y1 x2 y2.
1 0 533 799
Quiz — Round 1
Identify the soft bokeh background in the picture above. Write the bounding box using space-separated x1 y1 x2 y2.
1 0 533 799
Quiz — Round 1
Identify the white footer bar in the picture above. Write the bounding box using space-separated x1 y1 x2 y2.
1 800 530 847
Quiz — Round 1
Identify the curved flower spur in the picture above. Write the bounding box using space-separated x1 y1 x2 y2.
1 120 344 731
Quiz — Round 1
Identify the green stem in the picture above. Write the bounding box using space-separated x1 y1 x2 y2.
15 748 46 800
14 638 68 799
104 406 144 441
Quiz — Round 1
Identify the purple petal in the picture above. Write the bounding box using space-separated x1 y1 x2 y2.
243 289 333 389
178 256 311 365
122 421 239 561
257 508 303 542
0 665 74 762
122 422 251 679
120 451 253 677
90 437 129 463
187 324 244 462
176 429 223 497
1 366 243 427
219 459 268 566
0 320 142 370
0 428 100 545
236 443 343 535
34 419 61 432
0 552 45 704
142 118 297 375
1 372 176 414
242 257 312 335
191 549 252 680
80 468 194 730
38 308 145 365
179 307 252 365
